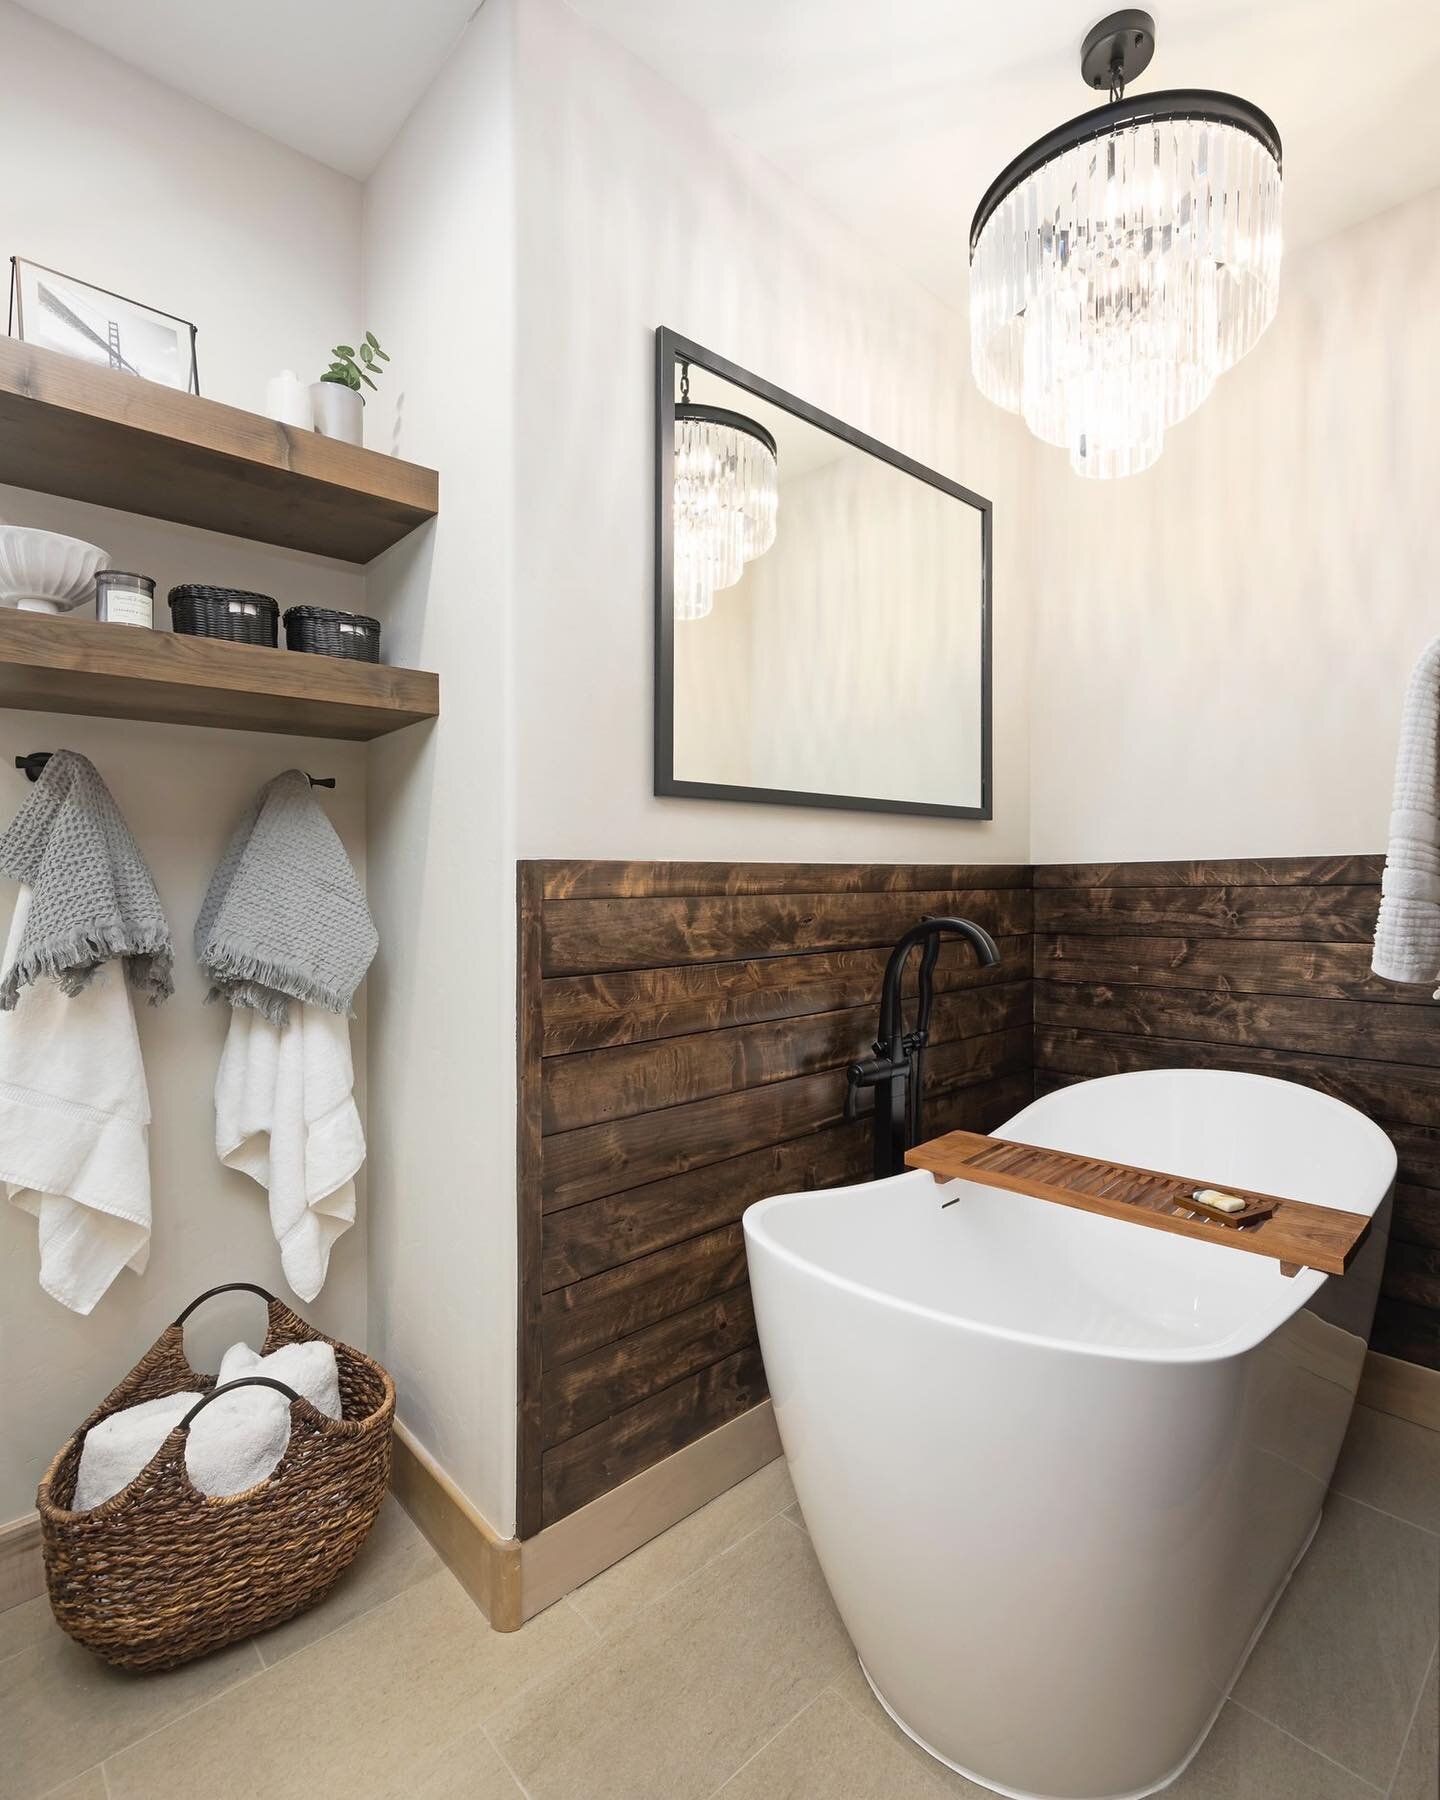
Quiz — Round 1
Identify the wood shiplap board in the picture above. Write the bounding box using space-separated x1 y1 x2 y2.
1034 855 1439 1373
518 860 1034 1536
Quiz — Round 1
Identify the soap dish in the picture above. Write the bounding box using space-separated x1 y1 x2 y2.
1172 1189 1277 1229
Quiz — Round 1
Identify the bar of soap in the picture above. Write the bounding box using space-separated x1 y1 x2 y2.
1194 1188 1246 1214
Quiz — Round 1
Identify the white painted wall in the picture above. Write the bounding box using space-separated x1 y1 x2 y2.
0 9 368 1521
1029 186 1440 865
0 2 361 416
511 0 1033 864
357 0 1036 1539
361 0 519 1534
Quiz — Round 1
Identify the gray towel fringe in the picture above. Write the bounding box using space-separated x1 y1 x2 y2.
0 927 174 1011
197 946 353 1026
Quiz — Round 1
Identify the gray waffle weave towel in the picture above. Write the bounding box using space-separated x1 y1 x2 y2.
0 750 173 1009
195 770 376 1024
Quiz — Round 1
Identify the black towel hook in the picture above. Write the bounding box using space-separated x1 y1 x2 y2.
15 752 336 788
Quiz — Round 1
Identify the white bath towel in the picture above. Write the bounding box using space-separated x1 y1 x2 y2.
183 1338 344 1496
72 1389 200 1511
1373 635 1440 993
215 1002 364 1302
0 888 153 1313
71 1340 343 1509
216 1337 342 1420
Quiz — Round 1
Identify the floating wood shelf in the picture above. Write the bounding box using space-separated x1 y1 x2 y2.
905 1130 1372 1275
0 339 438 563
0 613 438 742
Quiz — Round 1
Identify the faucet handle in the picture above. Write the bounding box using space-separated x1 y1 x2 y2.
845 1052 903 1122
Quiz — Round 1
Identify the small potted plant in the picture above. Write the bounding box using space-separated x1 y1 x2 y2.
310 333 389 447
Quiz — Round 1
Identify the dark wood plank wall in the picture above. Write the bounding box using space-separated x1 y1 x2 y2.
517 860 1036 1536
518 851 1439 1540
1033 856 1440 1374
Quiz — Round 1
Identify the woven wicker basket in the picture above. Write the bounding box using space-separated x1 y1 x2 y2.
283 605 381 662
37 1283 394 1672
169 585 279 646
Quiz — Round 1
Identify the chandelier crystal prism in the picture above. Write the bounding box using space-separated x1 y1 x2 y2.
968 11 1283 478
673 365 779 621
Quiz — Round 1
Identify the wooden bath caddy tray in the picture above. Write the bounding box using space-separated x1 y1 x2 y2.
904 1132 1371 1275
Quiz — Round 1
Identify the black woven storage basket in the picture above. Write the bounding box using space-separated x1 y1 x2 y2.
284 606 381 663
169 585 279 646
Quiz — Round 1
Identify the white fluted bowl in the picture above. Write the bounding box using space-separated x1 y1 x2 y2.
0 526 110 613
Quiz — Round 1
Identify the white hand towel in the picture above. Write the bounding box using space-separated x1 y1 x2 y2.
1374 635 1440 993
72 1390 200 1511
0 888 153 1313
216 1337 342 1419
214 1002 364 1302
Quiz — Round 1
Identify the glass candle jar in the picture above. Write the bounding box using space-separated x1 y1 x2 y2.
94 571 155 629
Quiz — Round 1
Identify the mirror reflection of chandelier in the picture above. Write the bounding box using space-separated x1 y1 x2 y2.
673 362 779 620
969 10 1283 479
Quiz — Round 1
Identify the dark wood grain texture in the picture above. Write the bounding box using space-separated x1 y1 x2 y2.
540 935 1031 1055
0 612 438 741
540 1345 770 1525
519 860 1034 1533
543 886 1033 975
541 1027 1032 1212
1035 854 1438 1373
1035 885 1378 943
516 864 548 1539
542 980 1032 1134
1040 933 1425 1004
538 861 1033 899
1035 857 1383 889
1036 981 1440 1068
0 337 437 563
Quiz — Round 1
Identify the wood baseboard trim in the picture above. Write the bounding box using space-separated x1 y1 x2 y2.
389 1421 522 1630
1359 1349 1440 1432
516 1400 783 1624
391 1403 782 1632
0 1511 43 1614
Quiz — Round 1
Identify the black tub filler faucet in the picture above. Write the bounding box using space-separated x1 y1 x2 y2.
845 917 1001 1180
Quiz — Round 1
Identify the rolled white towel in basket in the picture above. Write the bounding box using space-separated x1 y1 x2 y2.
72 1338 342 1507
188 1339 343 1497
73 1390 201 1512
215 1338 342 1419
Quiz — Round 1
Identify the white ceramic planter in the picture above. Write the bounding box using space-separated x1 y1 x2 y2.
309 381 363 447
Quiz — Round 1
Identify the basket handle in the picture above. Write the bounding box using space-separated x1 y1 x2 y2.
176 1376 303 1431
173 1282 279 1326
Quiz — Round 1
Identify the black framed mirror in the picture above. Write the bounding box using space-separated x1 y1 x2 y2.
654 327 992 820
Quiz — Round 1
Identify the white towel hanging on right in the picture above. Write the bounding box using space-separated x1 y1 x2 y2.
1373 634 1440 996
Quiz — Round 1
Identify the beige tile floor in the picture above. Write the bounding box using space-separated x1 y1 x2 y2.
2 1407 1436 1800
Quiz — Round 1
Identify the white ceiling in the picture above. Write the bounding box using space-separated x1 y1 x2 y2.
16 0 480 178
565 0 1440 305
21 0 1440 298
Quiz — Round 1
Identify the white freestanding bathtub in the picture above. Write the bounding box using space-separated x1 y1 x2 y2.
743 1070 1395 1800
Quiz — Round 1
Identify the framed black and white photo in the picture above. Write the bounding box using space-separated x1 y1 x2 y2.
8 258 198 393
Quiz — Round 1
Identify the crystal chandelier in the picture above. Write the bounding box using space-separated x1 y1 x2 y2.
969 10 1282 478
673 363 779 620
